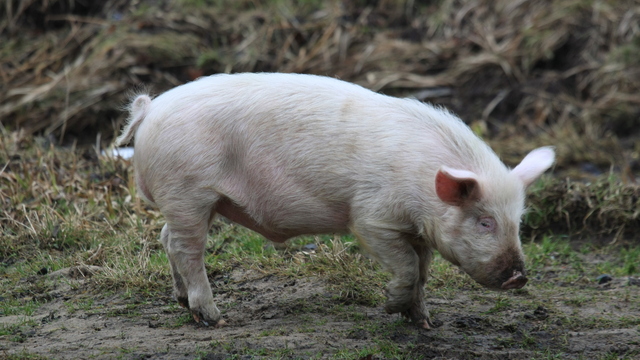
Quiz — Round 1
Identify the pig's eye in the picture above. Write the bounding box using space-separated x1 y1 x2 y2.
477 216 496 232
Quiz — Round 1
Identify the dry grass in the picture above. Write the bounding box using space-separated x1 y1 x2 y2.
1 0 639 179
0 0 639 261
524 175 640 242
1 134 637 272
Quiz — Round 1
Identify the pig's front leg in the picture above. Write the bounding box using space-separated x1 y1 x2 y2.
161 216 222 327
352 221 432 329
404 243 434 329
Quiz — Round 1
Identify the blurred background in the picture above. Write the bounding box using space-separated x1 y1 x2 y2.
2 0 639 179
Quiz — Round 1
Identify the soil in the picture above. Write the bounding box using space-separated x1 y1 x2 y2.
1 255 638 359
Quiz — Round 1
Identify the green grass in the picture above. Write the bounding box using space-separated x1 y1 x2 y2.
0 351 50 360
525 234 640 281
484 296 512 314
164 312 195 328
0 298 41 317
0 318 39 344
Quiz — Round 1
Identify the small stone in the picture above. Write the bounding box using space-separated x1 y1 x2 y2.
533 306 549 320
302 243 318 251
596 274 612 284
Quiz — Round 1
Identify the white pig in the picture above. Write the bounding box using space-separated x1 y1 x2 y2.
116 73 555 329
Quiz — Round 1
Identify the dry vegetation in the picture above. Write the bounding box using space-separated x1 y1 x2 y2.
1 0 639 236
1 0 640 359
1 0 640 164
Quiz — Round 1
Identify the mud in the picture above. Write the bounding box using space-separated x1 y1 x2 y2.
2 261 638 359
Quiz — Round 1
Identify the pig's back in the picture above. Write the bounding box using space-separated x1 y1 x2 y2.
138 72 464 171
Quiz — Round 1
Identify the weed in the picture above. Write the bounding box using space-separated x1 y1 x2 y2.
0 351 49 360
619 246 640 275
258 327 288 337
564 295 591 307
64 297 96 314
0 318 38 344
524 176 640 240
520 331 538 349
0 299 40 317
485 296 512 314
166 313 195 328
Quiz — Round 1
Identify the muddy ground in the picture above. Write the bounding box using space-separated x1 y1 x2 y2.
2 249 638 359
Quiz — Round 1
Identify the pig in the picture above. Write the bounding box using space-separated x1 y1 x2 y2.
116 73 555 329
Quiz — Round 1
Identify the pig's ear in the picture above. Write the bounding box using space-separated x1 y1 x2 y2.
511 146 555 188
435 166 481 206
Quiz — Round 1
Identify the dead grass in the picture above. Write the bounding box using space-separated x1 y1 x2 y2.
1 134 638 271
524 175 640 242
1 0 639 179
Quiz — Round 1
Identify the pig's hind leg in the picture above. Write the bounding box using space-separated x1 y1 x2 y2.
160 224 189 308
352 221 432 329
160 199 223 327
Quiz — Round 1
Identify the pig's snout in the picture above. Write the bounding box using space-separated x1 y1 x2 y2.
501 270 528 290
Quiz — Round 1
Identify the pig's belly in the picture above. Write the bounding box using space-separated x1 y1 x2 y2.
214 196 350 243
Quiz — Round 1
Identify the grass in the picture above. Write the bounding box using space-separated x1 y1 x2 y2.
0 299 40 317
484 296 512 314
527 235 640 283
0 352 49 360
1 134 639 358
524 175 640 241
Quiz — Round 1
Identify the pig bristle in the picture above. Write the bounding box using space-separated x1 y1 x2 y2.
115 94 152 146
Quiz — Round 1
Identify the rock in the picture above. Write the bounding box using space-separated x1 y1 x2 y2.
302 243 318 251
525 305 549 320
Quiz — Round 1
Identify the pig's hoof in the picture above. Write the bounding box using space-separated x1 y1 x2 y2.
417 319 431 330
196 319 225 327
215 319 227 328
401 306 434 329
192 311 220 327
402 313 434 329
192 311 203 324
190 306 222 327
196 318 225 328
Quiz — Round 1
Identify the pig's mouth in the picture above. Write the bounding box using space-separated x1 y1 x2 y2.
500 270 528 290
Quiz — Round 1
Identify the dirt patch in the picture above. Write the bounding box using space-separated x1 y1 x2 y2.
2 261 638 359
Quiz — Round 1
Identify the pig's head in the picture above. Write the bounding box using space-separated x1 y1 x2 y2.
432 147 555 291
